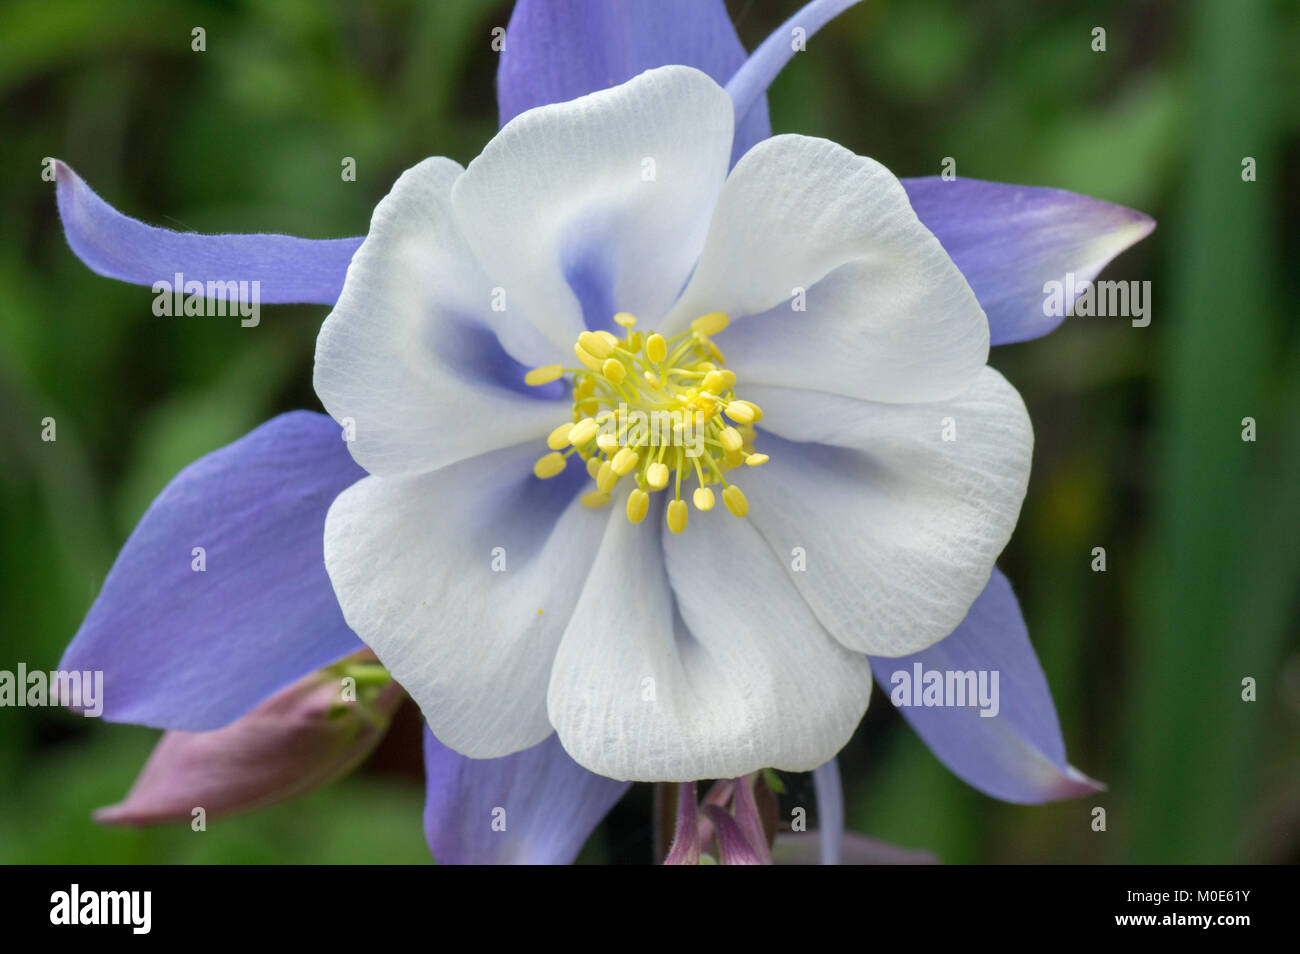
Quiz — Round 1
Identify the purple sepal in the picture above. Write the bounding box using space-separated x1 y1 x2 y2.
54 161 363 305
423 728 629 864
60 412 365 730
869 569 1103 804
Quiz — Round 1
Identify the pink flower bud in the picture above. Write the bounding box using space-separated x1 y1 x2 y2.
95 659 403 825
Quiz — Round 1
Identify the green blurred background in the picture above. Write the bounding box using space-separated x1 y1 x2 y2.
1 0 1295 864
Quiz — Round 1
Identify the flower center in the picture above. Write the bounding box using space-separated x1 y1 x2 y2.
524 311 768 534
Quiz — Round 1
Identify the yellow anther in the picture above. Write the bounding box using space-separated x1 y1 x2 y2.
546 423 574 450
725 401 755 424
525 364 564 386
602 357 626 385
701 370 726 393
646 462 670 489
645 333 667 364
574 342 603 371
596 460 619 493
578 330 614 359
568 417 599 446
626 488 649 524
722 485 748 517
611 447 640 476
533 452 566 479
539 316 771 530
691 311 729 337
666 499 689 534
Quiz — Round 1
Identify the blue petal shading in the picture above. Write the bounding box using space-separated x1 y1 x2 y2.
60 412 366 729
54 161 363 305
497 0 771 163
869 569 1103 804
423 728 630 864
903 177 1155 345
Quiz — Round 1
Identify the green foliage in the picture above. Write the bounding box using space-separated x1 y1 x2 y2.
0 0 1294 863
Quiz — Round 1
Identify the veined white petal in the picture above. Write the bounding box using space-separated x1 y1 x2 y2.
323 442 607 757
452 65 734 342
741 367 1033 656
314 158 565 479
662 134 989 403
548 501 873 782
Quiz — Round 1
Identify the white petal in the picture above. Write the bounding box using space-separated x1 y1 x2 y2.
740 367 1033 656
662 135 989 403
547 501 874 782
452 65 734 342
314 158 565 478
323 442 607 757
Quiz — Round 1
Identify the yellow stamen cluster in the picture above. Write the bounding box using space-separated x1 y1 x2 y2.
526 311 766 533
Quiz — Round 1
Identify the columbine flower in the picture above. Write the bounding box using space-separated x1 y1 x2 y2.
53 0 1152 863
315 61 1025 784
